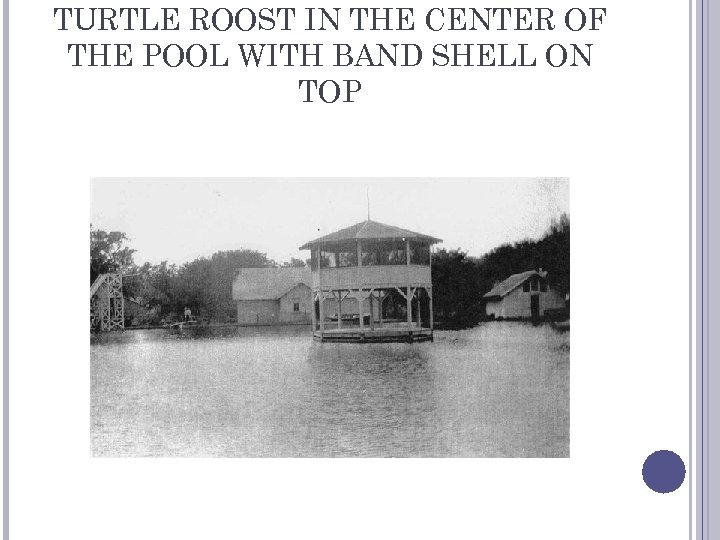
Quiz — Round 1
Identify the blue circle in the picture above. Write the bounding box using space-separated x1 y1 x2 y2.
643 450 686 493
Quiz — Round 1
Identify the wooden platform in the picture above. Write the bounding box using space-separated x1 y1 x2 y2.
314 325 433 343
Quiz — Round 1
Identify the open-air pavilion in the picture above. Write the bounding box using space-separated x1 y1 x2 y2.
299 219 441 342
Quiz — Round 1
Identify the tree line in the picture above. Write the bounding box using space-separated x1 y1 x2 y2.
431 213 570 328
91 226 305 325
91 213 569 328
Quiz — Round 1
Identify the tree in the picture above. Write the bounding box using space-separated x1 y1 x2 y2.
540 213 570 295
90 226 136 283
127 260 181 319
177 249 277 323
429 214 570 327
282 257 306 268
431 248 484 328
476 213 570 297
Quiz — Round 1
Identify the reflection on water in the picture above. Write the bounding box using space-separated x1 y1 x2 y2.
91 322 569 457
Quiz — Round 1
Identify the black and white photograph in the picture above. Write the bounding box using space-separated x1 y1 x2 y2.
90 178 570 457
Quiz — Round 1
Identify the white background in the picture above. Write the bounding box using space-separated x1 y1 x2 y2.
10 1 692 539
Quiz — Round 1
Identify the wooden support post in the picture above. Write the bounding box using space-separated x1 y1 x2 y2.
337 290 342 329
319 292 325 333
429 247 434 333
417 292 422 327
406 287 413 327
102 297 110 331
429 288 434 330
406 239 412 328
311 291 317 331
357 242 363 331
118 274 125 329
369 291 375 330
317 247 325 335
378 291 384 327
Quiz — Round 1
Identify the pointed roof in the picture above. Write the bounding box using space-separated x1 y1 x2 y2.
232 267 311 301
299 219 441 250
483 270 548 299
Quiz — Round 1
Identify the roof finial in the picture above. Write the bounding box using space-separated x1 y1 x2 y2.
366 186 370 221
365 186 370 221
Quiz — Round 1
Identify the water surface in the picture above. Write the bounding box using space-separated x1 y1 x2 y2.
91 322 569 457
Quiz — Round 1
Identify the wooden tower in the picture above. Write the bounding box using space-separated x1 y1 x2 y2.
299 219 441 342
90 273 125 331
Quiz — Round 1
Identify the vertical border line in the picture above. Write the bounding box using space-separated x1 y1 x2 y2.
698 0 709 534
3 0 9 533
689 0 694 533
2 0 8 534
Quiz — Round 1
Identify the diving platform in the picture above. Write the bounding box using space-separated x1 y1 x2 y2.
90 273 125 331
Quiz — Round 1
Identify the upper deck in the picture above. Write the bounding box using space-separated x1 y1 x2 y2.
313 264 431 290
300 219 441 291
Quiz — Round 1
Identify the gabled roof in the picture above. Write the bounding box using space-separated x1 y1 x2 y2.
232 267 311 301
483 270 548 299
299 219 441 250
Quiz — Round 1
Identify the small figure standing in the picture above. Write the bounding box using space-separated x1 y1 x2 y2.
184 306 192 322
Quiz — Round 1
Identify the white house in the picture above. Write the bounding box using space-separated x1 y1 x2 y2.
483 270 566 320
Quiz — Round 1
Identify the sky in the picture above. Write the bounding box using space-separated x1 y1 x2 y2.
91 178 569 266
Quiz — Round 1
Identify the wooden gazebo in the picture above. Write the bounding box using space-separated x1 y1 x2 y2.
299 219 441 342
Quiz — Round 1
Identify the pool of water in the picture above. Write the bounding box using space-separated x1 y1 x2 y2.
91 322 569 457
